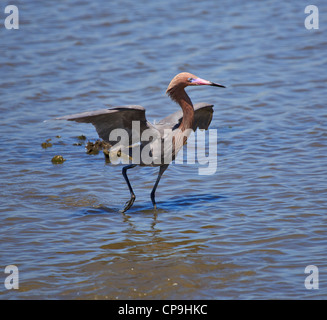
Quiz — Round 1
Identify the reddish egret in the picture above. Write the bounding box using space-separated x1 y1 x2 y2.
56 72 225 212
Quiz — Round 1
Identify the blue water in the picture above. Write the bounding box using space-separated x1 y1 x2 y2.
0 0 326 299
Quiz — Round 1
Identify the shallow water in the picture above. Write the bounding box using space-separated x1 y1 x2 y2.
0 0 327 299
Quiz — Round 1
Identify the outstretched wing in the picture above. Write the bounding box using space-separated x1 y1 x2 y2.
192 102 214 130
155 102 214 132
56 105 157 144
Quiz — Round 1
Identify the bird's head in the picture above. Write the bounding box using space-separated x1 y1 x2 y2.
166 72 225 101
167 72 225 91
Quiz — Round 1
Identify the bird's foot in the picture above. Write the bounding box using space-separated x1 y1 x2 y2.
120 195 135 213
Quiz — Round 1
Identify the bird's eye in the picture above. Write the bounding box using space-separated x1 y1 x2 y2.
187 78 194 82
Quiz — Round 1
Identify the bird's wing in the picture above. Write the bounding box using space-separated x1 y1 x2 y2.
156 102 214 132
192 102 214 130
56 105 156 144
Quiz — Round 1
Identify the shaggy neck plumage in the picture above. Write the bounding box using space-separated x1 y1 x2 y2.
167 86 194 131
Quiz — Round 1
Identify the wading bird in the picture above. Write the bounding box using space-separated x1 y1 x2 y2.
56 72 225 212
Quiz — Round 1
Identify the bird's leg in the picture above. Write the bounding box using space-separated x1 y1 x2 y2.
151 164 169 210
121 164 137 212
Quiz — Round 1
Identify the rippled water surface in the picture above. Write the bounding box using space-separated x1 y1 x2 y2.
1 0 327 299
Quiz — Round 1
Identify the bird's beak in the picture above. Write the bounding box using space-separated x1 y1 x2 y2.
209 82 226 88
192 77 226 88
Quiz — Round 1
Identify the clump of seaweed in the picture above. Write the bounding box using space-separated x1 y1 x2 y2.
41 138 53 149
86 140 111 155
51 155 66 164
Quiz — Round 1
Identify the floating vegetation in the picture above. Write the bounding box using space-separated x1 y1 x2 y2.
45 134 112 164
86 139 111 155
41 138 53 149
51 155 66 164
